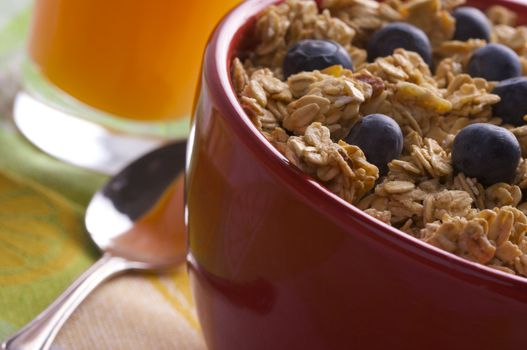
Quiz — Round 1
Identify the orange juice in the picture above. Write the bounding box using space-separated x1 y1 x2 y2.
28 0 240 121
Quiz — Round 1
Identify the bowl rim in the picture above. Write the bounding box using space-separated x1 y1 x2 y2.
201 0 527 290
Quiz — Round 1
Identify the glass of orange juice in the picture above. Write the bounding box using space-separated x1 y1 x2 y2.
17 0 241 173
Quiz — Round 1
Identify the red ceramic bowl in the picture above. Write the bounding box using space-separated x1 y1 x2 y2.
186 1 527 349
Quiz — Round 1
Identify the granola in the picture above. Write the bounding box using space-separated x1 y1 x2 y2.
285 122 379 203
421 207 527 272
486 5 517 26
284 71 373 139
231 0 527 277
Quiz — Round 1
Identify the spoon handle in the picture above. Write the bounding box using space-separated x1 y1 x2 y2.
2 253 132 350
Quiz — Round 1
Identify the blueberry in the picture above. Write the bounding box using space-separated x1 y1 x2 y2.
468 43 521 81
492 77 527 126
344 114 403 175
367 22 432 65
283 39 353 78
452 123 520 186
453 7 491 41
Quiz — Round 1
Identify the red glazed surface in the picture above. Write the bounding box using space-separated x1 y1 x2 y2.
185 1 527 349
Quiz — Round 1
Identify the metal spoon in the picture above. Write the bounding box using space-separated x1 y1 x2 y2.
2 140 187 350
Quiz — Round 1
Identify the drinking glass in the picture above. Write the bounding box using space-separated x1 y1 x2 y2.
16 0 241 173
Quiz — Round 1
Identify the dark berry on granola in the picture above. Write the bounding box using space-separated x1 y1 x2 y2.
452 123 521 185
283 39 353 78
468 43 522 81
492 77 527 126
232 0 527 277
344 114 403 176
453 7 492 41
367 22 432 65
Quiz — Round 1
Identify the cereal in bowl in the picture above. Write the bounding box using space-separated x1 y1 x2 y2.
231 0 527 277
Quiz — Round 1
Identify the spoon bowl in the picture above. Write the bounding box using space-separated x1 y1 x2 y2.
2 141 187 350
86 141 187 266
